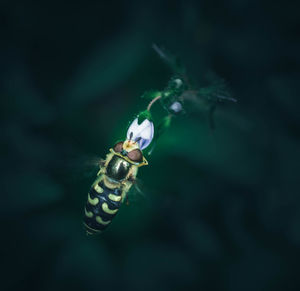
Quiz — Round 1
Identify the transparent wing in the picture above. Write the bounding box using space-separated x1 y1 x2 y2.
61 153 104 183
126 178 149 205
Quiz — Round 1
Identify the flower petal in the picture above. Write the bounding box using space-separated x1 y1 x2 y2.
127 118 154 150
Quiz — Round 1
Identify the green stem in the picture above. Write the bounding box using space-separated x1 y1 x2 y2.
147 95 161 111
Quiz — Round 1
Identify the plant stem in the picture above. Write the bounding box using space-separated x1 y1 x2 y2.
147 95 161 111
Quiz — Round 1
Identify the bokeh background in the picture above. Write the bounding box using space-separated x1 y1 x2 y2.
1 0 299 290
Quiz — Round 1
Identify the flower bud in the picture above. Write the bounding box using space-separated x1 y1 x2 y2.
169 101 183 114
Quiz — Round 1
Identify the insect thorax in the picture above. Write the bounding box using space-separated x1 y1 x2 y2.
106 155 132 181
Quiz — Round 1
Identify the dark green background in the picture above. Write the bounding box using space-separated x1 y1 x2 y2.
1 0 299 290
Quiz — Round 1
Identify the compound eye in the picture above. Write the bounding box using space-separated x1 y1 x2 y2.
113 141 124 153
127 149 143 163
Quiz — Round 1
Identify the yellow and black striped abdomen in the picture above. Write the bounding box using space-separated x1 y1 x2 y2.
83 179 122 235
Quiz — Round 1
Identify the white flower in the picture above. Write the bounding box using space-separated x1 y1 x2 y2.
127 118 154 150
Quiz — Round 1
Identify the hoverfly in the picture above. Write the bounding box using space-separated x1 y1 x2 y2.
83 118 154 235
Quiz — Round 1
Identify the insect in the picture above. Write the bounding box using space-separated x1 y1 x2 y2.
83 118 154 235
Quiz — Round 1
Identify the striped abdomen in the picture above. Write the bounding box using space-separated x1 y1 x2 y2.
83 179 122 234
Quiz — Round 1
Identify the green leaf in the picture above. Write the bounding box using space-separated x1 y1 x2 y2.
141 90 161 100
157 115 172 137
137 110 152 123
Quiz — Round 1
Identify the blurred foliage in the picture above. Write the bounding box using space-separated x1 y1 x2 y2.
1 0 300 291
